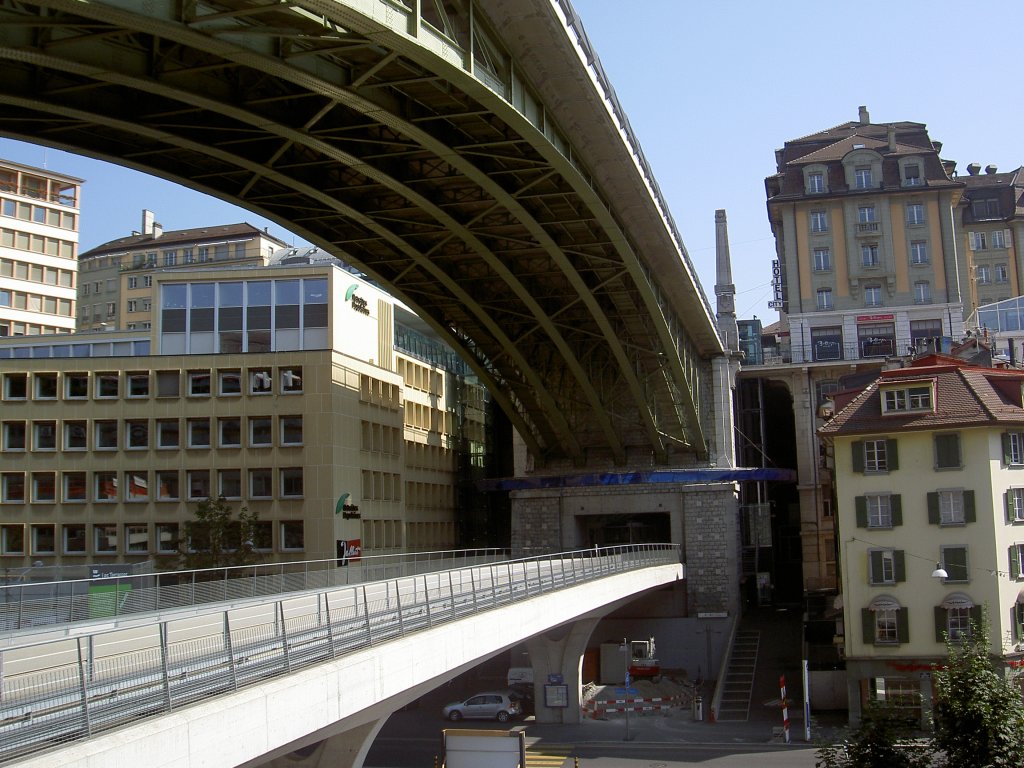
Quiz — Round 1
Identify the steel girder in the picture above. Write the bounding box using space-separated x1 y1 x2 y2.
0 0 716 465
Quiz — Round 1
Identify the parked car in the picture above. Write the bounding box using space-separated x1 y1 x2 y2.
441 691 522 722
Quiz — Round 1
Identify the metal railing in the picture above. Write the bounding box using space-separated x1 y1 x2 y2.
0 544 679 764
0 548 508 634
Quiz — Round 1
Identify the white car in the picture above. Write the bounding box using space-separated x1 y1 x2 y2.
441 691 522 722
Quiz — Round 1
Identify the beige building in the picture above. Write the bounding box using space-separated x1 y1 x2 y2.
821 358 1024 724
0 256 485 569
0 159 81 337
77 210 288 332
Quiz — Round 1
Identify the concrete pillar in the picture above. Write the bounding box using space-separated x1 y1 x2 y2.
524 617 600 724
261 719 385 768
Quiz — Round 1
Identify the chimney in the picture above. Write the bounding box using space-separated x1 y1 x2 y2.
858 105 870 125
986 164 998 175
141 209 155 235
775 148 784 172
887 124 896 151
152 221 163 238
967 163 981 176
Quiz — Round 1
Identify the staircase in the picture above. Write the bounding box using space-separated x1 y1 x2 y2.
716 630 760 721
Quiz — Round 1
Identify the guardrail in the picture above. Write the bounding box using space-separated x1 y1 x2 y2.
0 548 508 634
0 543 679 764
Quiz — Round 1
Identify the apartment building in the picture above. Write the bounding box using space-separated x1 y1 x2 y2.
0 159 81 337
77 210 288 331
0 257 486 569
820 357 1024 725
959 164 1024 313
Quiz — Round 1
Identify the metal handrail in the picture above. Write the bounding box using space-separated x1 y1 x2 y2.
0 548 508 634
0 544 679 764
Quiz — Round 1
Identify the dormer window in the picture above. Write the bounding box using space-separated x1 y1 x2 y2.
807 172 824 193
882 384 934 413
903 163 922 187
855 166 873 189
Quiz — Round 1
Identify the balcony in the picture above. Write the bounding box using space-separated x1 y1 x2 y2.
857 222 880 235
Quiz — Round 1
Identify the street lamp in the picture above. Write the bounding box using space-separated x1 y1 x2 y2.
931 562 948 580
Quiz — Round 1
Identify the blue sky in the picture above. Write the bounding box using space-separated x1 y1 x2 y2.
2 0 1022 321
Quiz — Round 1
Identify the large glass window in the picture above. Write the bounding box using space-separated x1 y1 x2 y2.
858 323 895 358
811 326 843 361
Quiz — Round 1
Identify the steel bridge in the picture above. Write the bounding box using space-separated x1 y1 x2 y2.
0 0 723 467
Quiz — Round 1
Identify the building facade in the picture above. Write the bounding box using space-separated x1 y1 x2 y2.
821 358 1024 724
76 210 287 332
0 259 485 569
0 159 81 337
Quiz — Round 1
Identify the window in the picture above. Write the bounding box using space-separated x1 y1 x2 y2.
34 373 57 399
280 416 303 446
3 373 26 400
126 420 149 449
939 545 969 583
807 172 824 193
95 471 118 502
95 420 118 450
1007 432 1024 465
972 198 1000 219
64 472 86 502
1005 487 1024 533
3 421 26 451
126 472 148 502
810 210 828 233
858 205 876 223
187 418 211 448
811 326 843 362
914 281 931 304
32 525 55 555
903 164 922 186
865 604 905 645
127 277 138 289
187 470 211 500
280 520 304 550
816 288 833 311
868 549 904 585
928 490 975 526
864 285 881 306
125 524 148 553
64 420 87 450
1 473 25 502
156 419 180 449
813 248 831 271
970 231 988 251
996 264 1009 283
250 369 272 394
934 433 961 469
32 421 56 451
250 417 272 447
156 523 178 553
219 418 241 448
858 323 895 358
249 468 273 498
94 524 117 554
65 373 88 399
281 367 302 393
188 371 211 396
1011 544 1024 579
127 300 138 313
156 371 180 397
946 605 973 641
852 438 897 473
855 167 873 189
992 230 1007 249
219 370 242 395
280 468 304 498
976 265 991 284
909 241 928 265
856 494 901 529
906 203 925 225
1 525 25 554
156 471 179 501
861 243 880 267
127 373 149 398
96 373 118 398
219 469 242 499
32 472 56 502
63 524 86 554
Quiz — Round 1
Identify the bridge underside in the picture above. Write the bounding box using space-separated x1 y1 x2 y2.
0 0 720 466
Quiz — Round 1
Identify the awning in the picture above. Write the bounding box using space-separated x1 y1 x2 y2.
941 592 974 609
868 596 900 612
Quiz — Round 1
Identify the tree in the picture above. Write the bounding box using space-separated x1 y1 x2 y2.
931 610 1024 768
174 496 262 571
815 698 933 768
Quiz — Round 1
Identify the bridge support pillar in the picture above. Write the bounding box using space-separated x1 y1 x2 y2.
261 719 386 768
525 617 599 724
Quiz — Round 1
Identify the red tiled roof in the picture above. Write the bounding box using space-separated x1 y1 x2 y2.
820 363 1024 437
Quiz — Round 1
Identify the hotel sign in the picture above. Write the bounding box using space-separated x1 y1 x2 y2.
770 260 785 309
856 314 894 323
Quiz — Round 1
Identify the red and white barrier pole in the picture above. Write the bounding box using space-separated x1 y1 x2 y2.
780 674 790 743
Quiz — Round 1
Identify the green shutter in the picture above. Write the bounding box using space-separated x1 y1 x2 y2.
855 496 868 528
935 606 947 642
946 547 968 581
869 551 882 583
927 492 940 524
1015 605 1024 642
963 490 976 523
891 495 902 526
896 608 909 644
852 441 865 473
894 550 906 582
1011 546 1021 580
862 608 875 644
1004 432 1014 465
886 439 899 470
970 605 983 634
1007 491 1014 524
